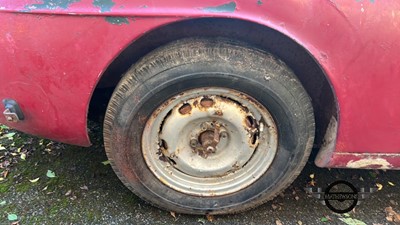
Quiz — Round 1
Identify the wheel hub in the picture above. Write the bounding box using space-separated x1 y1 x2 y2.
190 121 227 158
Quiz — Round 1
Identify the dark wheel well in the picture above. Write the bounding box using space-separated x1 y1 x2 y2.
88 18 337 149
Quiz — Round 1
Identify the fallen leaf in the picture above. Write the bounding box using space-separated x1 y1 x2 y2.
309 179 316 186
297 221 303 225
206 214 214 222
170 211 176 219
80 185 88 191
309 173 315 179
42 186 48 191
321 217 329 222
0 177 4 181
295 196 299 201
46 170 56 178
0 145 5 150
359 176 364 181
343 213 351 217
7 214 18 221
3 170 9 178
65 189 72 196
385 206 400 223
390 200 398 205
339 218 367 225
388 181 395 186
20 153 26 160
197 218 206 224
0 200 6 206
29 178 40 183
101 160 111 165
272 204 278 210
1 132 16 140
276 219 283 225
11 153 18 156
376 183 383 191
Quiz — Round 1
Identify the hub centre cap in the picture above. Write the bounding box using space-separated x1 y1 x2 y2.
142 88 278 196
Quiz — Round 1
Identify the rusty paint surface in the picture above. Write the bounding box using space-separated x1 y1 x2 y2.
0 1 400 168
346 158 392 169
321 152 400 170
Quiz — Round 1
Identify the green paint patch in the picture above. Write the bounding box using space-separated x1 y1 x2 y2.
257 0 263 5
93 0 116 12
26 0 80 10
105 17 129 25
203 1 237 13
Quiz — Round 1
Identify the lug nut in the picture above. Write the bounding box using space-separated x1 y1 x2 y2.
200 123 208 131
206 146 215 153
190 139 198 147
220 132 228 139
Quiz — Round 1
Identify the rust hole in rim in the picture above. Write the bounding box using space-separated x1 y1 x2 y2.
200 97 214 108
178 103 192 115
245 116 255 127
160 139 168 150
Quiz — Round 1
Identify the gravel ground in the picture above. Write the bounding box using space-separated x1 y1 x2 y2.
0 123 399 225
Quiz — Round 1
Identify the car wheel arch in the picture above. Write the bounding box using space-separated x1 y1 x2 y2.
88 17 338 162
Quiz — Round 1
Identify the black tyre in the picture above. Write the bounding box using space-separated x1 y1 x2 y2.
103 38 315 215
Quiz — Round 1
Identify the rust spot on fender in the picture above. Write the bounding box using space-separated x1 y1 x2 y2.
346 158 393 169
203 1 237 13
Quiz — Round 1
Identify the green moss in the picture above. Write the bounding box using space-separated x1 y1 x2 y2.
15 182 31 192
0 176 14 193
0 183 10 193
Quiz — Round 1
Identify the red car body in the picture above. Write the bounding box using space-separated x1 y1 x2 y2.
1 0 400 169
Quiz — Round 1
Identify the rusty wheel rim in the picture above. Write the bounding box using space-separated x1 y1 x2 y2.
142 87 278 196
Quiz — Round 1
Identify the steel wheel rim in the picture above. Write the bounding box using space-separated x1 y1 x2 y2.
142 87 278 196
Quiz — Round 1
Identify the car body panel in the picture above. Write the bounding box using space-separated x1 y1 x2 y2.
1 0 400 167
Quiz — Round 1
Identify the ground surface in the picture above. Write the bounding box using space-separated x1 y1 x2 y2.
0 123 399 225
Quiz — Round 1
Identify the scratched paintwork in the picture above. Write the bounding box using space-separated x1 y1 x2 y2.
105 16 129 25
203 1 236 13
93 0 115 12
0 0 400 169
25 0 80 10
